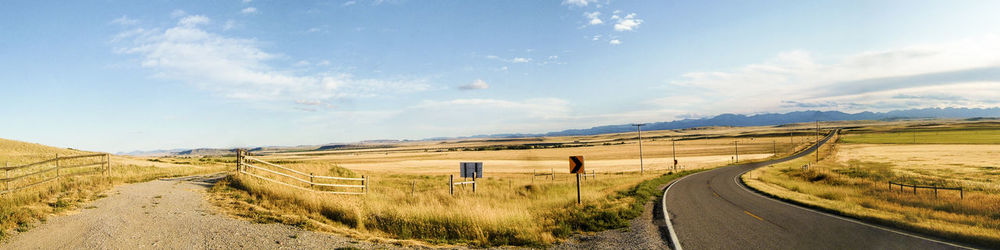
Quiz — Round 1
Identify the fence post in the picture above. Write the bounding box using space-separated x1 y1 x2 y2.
105 154 111 176
472 175 477 193
960 188 963 199
532 170 535 184
913 185 916 195
412 180 415 195
235 149 242 174
4 162 8 192
55 154 60 178
449 175 454 195
309 173 314 190
363 175 368 194
934 186 937 198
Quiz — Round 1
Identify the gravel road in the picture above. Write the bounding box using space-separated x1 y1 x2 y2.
553 189 672 250
1 174 378 249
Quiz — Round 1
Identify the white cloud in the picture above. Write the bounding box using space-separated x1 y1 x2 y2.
458 79 490 90
223 20 237 30
241 7 258 14
113 14 429 104
657 35 1000 114
343 1 356 6
614 13 642 31
412 98 570 120
170 10 187 18
242 0 252 3
609 39 621 45
585 11 603 25
111 15 138 26
178 15 210 27
592 34 601 41
295 100 323 106
562 0 598 7
487 55 534 64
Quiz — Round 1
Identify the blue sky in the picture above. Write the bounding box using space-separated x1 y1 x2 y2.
3 0 1000 153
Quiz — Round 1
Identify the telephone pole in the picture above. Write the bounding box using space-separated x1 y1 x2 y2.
672 139 677 172
633 123 646 175
816 121 820 162
734 140 739 163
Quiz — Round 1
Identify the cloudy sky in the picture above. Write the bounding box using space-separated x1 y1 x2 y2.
2 0 1000 152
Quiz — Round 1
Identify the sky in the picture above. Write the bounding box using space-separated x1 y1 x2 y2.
2 0 1000 153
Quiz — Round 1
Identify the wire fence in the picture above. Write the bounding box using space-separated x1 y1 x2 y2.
889 181 963 199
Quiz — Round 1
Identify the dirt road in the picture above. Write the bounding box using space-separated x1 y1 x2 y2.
1 174 376 249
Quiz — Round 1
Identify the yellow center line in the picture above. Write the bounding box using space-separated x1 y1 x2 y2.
712 191 720 197
744 210 765 221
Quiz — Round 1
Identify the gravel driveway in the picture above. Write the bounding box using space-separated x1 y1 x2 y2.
1 174 377 249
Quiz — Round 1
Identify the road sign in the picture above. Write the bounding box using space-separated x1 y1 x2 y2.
460 162 483 178
569 156 584 174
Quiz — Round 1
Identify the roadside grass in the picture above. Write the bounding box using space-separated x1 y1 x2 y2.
0 138 226 240
743 131 1000 247
209 158 700 247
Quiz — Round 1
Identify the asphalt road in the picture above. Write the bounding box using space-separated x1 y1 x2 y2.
663 131 970 250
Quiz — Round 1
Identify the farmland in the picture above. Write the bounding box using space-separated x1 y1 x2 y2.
204 125 820 246
743 121 1000 246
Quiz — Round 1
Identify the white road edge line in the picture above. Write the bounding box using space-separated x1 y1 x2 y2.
733 168 976 250
662 169 713 250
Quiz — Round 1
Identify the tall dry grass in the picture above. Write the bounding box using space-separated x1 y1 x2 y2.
743 132 1000 247
210 159 698 247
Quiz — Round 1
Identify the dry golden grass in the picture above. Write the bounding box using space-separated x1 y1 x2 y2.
0 138 226 239
266 127 820 175
207 124 824 247
744 126 1000 247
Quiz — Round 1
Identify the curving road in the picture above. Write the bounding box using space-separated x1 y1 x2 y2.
662 131 970 250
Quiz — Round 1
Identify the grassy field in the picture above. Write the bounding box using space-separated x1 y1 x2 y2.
0 138 227 240
743 123 1000 247
205 124 824 247
840 129 1000 144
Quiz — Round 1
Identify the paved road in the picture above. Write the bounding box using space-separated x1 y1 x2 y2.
663 132 970 250
2 174 379 249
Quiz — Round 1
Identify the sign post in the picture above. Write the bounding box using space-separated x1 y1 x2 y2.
569 156 584 204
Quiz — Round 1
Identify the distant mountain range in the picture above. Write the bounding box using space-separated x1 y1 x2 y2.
121 107 1000 156
462 107 1000 138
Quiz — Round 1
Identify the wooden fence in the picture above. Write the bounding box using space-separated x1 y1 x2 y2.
889 181 963 199
1 153 110 195
236 149 367 195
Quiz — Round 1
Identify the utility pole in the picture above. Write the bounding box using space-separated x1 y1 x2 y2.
672 139 677 172
816 121 820 163
734 140 739 163
632 123 646 175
